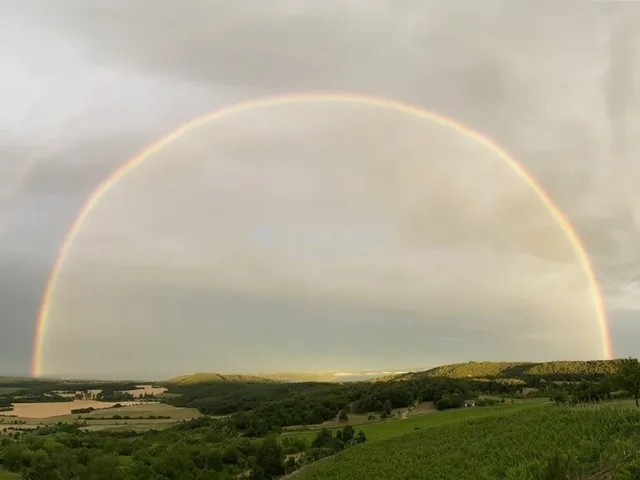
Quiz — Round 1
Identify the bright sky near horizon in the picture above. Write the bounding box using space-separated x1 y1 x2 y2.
0 0 639 379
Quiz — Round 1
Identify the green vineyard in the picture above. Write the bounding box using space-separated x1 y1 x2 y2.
302 406 640 479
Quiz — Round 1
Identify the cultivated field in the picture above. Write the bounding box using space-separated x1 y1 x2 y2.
0 402 201 434
0 400 143 419
78 403 201 432
300 405 640 479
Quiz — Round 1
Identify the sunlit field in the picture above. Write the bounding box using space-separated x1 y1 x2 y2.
0 400 142 419
0 402 201 434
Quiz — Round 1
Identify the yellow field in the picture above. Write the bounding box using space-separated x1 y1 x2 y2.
0 402 201 434
0 400 143 419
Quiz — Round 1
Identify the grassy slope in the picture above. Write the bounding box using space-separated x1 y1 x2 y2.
283 402 547 444
302 405 640 479
165 373 282 385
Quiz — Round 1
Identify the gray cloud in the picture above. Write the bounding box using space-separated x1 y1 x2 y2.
0 0 638 377
41 103 601 376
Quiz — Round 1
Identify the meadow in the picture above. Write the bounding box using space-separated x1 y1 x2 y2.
282 401 547 445
299 405 640 479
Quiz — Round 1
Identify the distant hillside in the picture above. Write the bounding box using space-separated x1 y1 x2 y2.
393 360 623 381
165 373 281 386
165 361 623 386
165 371 406 385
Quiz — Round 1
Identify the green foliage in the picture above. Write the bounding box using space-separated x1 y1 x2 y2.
338 409 349 422
619 358 640 407
96 389 134 402
303 406 640 479
435 392 464 410
70 407 95 414
0 420 287 479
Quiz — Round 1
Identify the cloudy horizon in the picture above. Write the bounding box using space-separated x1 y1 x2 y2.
1 1 639 379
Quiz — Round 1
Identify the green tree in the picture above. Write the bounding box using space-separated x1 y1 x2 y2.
87 454 128 480
450 393 464 408
619 357 640 407
338 409 349 423
551 391 568 405
251 437 285 479
123 462 157 480
24 464 64 480
381 400 392 418
342 425 355 443
312 429 334 449
222 445 239 464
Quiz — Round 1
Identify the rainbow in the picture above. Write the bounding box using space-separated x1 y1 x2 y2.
31 92 612 376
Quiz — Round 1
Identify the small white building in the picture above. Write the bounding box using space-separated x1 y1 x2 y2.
464 400 476 407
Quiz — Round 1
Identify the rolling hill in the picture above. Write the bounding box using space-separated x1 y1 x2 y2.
391 359 623 382
165 360 623 386
165 370 413 385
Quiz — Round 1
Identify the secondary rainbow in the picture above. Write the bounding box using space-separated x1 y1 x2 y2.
31 92 613 376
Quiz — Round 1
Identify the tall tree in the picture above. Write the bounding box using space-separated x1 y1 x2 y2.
619 357 640 407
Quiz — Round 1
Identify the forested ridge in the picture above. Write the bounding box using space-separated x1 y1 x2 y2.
393 359 623 381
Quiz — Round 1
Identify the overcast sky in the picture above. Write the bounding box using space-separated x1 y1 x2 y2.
0 0 639 379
